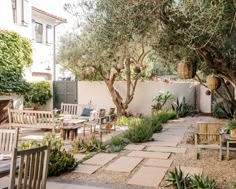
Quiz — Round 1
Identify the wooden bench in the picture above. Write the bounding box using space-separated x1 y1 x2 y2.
8 109 60 133
195 122 226 160
61 103 98 120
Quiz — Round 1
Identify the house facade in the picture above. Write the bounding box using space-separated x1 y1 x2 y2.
0 0 66 81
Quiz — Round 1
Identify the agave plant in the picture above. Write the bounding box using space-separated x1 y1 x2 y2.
191 174 217 189
165 167 191 189
172 97 195 117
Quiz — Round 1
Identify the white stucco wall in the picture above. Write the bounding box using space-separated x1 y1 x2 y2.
197 85 212 113
0 94 23 110
77 81 197 116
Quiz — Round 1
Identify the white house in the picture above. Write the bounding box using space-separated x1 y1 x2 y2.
0 0 67 81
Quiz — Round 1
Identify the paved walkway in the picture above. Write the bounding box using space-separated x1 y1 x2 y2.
0 116 217 189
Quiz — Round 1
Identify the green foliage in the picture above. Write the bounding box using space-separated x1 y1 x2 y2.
191 174 216 189
150 115 162 133
166 167 191 189
228 181 236 189
116 116 142 126
72 135 104 153
0 30 32 94
24 81 52 106
124 118 153 143
212 98 233 119
105 134 129 152
152 91 174 111
153 110 177 124
166 167 217 189
172 97 194 118
19 133 77 176
228 120 236 130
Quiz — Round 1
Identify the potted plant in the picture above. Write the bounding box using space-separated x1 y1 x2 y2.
24 81 52 110
228 120 236 138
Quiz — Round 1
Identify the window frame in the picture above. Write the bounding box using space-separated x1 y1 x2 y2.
34 21 43 43
46 24 53 45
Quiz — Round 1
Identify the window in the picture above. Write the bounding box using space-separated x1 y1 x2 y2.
35 22 43 43
22 0 29 26
46 25 53 44
11 0 17 23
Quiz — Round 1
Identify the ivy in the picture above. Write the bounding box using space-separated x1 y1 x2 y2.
0 30 32 94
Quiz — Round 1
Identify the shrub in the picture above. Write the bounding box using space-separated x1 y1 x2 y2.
152 91 174 111
24 81 52 107
212 98 233 119
124 118 153 143
166 167 217 189
116 116 142 126
72 135 104 153
191 174 216 189
153 110 177 124
19 133 78 176
150 115 162 133
172 97 194 117
0 30 32 94
105 134 129 152
166 167 191 189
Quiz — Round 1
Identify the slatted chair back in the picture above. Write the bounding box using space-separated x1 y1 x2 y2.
0 128 19 152
9 145 50 189
8 109 56 133
61 103 98 116
196 122 224 144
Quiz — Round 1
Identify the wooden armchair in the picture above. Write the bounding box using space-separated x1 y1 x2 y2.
0 128 19 153
8 145 50 189
195 122 225 160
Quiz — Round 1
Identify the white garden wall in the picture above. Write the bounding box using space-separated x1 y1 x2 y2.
77 81 198 116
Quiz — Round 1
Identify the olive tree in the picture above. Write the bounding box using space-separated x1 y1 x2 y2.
60 0 159 115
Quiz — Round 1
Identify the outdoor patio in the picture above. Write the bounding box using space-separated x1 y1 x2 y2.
1 115 235 189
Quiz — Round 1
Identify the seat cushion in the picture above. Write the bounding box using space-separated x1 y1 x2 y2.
81 108 93 117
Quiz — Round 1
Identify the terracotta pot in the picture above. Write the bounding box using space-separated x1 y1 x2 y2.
177 59 197 79
33 102 39 110
206 75 220 90
230 129 236 138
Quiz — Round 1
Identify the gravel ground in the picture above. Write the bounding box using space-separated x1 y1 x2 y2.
58 117 236 189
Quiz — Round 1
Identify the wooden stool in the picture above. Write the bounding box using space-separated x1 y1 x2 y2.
61 125 81 141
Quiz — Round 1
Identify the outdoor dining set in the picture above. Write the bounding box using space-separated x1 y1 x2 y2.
0 103 117 189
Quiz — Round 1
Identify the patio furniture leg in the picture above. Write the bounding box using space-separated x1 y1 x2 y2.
195 134 199 159
227 141 230 160
219 134 222 161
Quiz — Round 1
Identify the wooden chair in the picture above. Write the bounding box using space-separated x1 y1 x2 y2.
8 145 50 189
0 128 19 153
105 108 117 132
195 122 225 160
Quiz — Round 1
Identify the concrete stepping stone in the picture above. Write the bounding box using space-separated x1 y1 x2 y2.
128 166 168 187
105 156 143 172
127 151 170 159
125 144 146 151
143 141 178 147
83 153 118 166
146 146 186 154
144 159 173 168
180 166 203 176
74 154 86 161
74 164 101 174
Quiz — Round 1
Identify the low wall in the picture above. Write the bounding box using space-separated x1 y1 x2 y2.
0 93 23 110
77 81 197 116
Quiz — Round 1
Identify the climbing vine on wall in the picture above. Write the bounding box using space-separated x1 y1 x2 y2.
0 30 32 94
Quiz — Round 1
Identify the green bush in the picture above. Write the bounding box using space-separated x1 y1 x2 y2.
172 97 194 117
152 91 174 111
72 135 104 153
191 174 216 189
124 118 153 143
24 81 52 107
0 29 32 94
105 134 129 152
116 116 142 126
19 133 78 176
166 167 217 189
166 167 191 189
153 110 177 124
212 98 233 119
150 115 162 133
